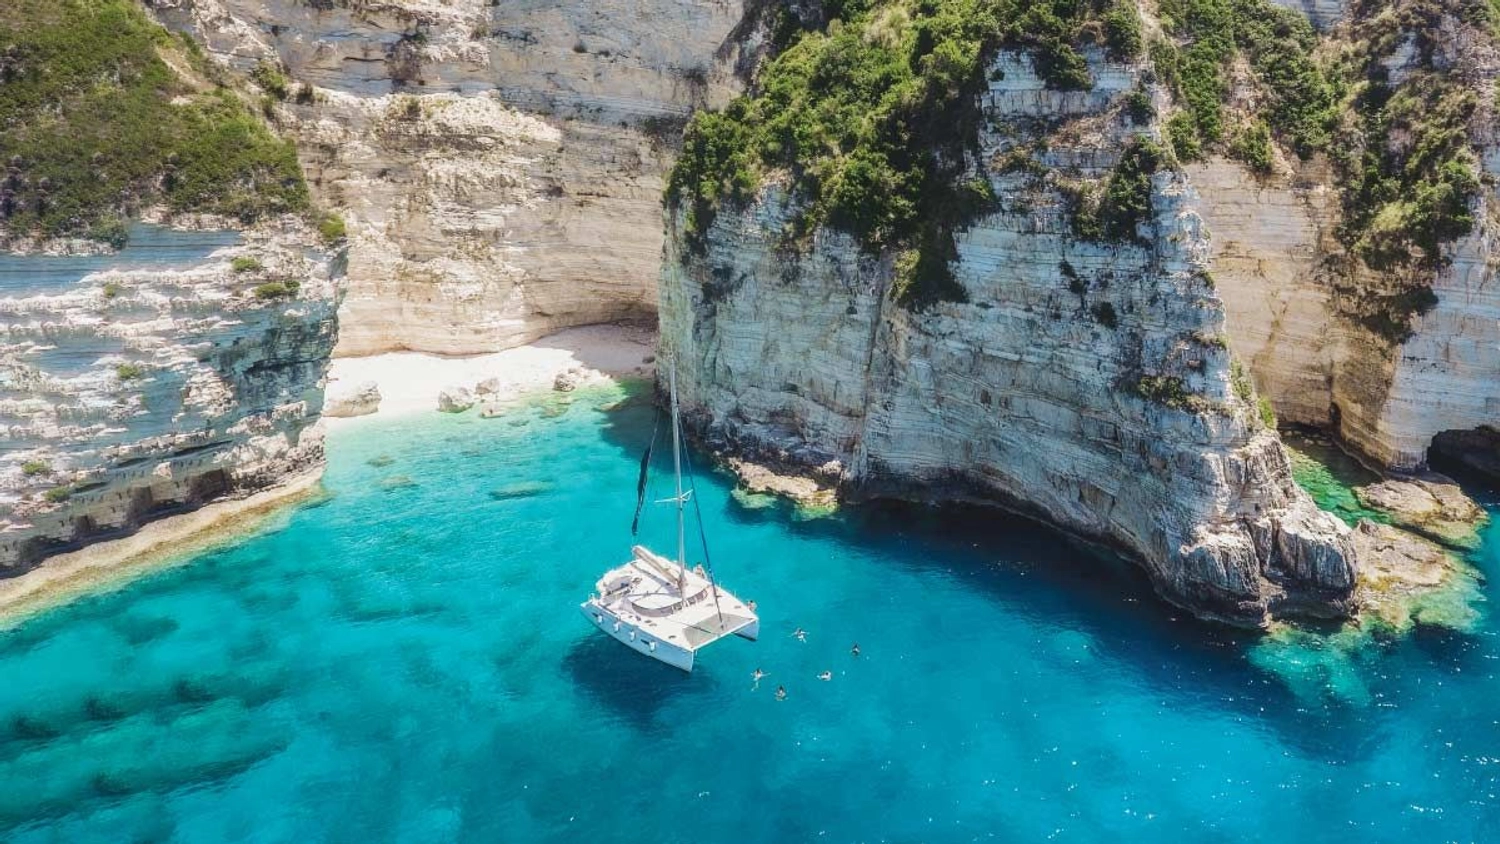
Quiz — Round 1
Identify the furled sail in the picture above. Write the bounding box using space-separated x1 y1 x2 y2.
630 411 660 536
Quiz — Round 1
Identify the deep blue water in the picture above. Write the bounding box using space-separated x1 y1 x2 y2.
1 388 1496 842
0 224 240 297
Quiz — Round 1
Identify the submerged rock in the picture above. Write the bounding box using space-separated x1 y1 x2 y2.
1349 520 1479 633
1355 475 1489 550
325 381 382 418
488 482 553 501
378 475 417 491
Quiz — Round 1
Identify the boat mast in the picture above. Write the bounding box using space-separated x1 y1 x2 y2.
669 357 687 593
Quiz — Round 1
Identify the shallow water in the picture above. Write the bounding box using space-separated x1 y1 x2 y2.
1 392 1496 842
0 224 239 297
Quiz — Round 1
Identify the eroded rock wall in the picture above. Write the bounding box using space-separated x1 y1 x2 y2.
1186 2 1500 472
0 220 340 573
149 0 748 355
661 51 1356 625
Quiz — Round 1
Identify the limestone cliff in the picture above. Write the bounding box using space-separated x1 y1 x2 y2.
0 219 340 574
148 0 749 355
1187 0 1500 474
660 49 1357 626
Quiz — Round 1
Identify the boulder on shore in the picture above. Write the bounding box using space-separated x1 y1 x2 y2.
437 386 475 413
324 381 381 418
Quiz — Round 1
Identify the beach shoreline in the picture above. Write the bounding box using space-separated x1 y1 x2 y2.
324 323 657 425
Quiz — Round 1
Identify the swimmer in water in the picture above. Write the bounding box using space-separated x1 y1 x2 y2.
775 686 787 701
851 642 860 657
817 670 832 681
752 668 766 689
793 627 807 642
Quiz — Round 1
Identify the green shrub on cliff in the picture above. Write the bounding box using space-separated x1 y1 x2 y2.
1102 3 1144 61
1153 0 1334 158
667 0 1125 307
1229 119 1274 173
0 0 310 245
1337 76 1479 272
253 280 300 300
1069 138 1167 244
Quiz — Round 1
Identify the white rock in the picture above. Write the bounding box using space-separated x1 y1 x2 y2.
324 381 382 418
437 386 476 413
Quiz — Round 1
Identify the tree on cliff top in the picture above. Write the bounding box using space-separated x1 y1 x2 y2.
0 0 310 246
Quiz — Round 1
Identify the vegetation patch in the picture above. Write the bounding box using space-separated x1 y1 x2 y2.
230 255 263 273
1152 0 1335 160
1067 138 1168 244
0 0 310 245
1130 373 1211 412
115 362 146 381
21 460 50 476
667 0 1139 308
253 279 301 300
318 212 347 244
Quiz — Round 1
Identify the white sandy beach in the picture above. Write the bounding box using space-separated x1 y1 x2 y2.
324 323 657 423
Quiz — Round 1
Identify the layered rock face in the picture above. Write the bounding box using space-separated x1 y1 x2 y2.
661 52 1357 625
1186 3 1500 473
0 220 340 574
149 0 748 355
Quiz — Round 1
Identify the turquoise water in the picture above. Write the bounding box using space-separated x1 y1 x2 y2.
2 391 1497 842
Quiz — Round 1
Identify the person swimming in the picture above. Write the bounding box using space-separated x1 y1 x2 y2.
817 671 832 681
793 627 807 642
752 668 766 689
775 685 787 701
850 642 860 657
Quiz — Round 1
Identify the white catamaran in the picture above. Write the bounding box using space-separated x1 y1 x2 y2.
579 359 759 671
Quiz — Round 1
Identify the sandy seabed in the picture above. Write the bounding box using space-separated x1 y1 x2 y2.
0 323 658 623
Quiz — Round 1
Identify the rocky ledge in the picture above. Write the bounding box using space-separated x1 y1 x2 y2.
0 218 341 575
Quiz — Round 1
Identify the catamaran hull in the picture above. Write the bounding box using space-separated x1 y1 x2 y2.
736 620 760 641
580 601 695 672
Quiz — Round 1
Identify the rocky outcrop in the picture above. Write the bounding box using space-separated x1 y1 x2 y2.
1355 475 1489 551
437 386 475 413
324 380 382 418
0 218 341 574
661 50 1357 626
1428 426 1500 486
149 0 749 356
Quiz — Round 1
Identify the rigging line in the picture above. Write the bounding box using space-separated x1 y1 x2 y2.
677 409 726 627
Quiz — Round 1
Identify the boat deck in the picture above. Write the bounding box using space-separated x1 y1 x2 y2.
592 546 758 651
